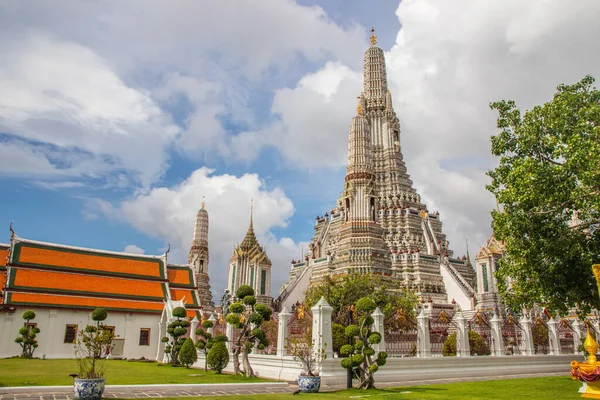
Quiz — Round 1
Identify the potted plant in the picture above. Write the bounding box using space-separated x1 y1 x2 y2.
73 308 115 400
286 333 327 393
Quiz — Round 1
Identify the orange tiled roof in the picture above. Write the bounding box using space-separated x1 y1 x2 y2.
167 266 194 287
12 241 165 279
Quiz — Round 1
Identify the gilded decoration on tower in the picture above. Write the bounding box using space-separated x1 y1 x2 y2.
370 27 377 46
570 264 600 398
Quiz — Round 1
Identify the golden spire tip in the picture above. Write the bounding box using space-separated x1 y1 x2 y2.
370 27 377 46
201 196 205 209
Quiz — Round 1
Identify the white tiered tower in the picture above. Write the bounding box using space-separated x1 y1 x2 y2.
188 198 214 310
279 30 476 310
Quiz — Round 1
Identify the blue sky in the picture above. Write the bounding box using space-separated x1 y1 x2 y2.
1 0 599 300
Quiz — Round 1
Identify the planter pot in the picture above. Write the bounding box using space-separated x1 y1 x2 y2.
298 375 321 393
74 378 105 400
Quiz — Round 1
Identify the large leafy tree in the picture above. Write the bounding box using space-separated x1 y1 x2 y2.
488 75 600 316
303 273 418 325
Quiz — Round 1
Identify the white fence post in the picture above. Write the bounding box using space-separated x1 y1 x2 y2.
226 322 234 352
277 307 291 357
547 316 560 355
417 309 431 358
572 319 583 355
311 297 333 359
490 313 504 356
207 314 216 337
455 311 470 357
520 315 535 356
190 317 199 343
371 307 385 355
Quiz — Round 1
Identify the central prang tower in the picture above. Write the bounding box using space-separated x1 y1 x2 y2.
280 30 476 308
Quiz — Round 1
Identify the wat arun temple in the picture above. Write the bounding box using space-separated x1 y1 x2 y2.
278 31 477 310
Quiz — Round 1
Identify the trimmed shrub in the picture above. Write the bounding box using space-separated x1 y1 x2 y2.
15 310 40 358
207 341 229 374
178 338 198 368
442 331 491 356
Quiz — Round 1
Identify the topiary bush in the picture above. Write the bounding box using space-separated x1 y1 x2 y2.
178 338 198 368
442 331 491 356
162 307 190 364
195 319 214 371
75 308 115 379
225 285 272 377
207 336 229 374
15 310 40 358
340 297 387 390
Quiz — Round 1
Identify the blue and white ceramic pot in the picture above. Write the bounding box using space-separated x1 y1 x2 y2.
74 378 105 400
298 375 321 393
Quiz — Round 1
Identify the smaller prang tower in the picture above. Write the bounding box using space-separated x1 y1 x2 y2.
227 201 273 306
188 198 214 310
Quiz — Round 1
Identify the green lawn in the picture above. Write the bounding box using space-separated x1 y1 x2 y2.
0 358 267 387
149 376 582 400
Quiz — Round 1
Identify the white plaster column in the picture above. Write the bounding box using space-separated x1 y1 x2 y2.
190 317 199 343
47 309 58 356
547 316 560 355
520 315 535 356
207 315 217 337
277 307 291 357
490 313 504 356
371 307 385 355
572 319 583 355
226 322 234 352
417 309 430 358
455 311 470 357
311 297 333 359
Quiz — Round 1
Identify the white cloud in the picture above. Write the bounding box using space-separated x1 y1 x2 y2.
0 34 179 187
91 167 301 297
124 244 145 255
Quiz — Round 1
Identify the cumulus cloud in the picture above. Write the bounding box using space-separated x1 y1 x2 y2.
124 244 145 255
91 167 303 297
0 34 179 187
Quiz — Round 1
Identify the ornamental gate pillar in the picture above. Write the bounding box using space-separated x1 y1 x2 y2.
572 319 583 355
190 317 199 343
547 316 560 355
277 307 291 357
226 322 234 352
417 309 431 358
311 297 333 359
455 311 470 357
520 315 535 356
490 313 505 356
207 314 217 337
371 307 385 355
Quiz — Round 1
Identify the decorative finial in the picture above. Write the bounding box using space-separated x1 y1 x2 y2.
357 96 363 116
9 221 14 239
165 243 171 255
250 199 253 228
370 27 377 46
201 196 205 209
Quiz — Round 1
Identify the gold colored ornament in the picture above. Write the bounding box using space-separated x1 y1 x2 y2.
370 27 377 45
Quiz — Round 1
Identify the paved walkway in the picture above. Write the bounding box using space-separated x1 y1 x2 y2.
0 382 296 399
0 372 569 399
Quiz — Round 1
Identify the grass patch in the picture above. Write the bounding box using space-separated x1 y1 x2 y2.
135 376 581 400
0 358 268 387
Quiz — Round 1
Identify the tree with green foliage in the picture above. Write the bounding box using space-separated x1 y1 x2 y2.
304 273 418 326
75 308 115 379
162 307 190 364
225 284 272 377
178 338 197 368
15 310 40 358
340 297 387 390
488 75 600 316
331 323 346 356
442 331 491 356
195 319 214 371
207 335 229 374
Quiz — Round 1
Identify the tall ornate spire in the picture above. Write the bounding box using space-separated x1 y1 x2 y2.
240 200 258 251
346 98 372 178
363 27 388 104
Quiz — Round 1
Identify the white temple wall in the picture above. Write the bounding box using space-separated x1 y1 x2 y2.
0 308 160 360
